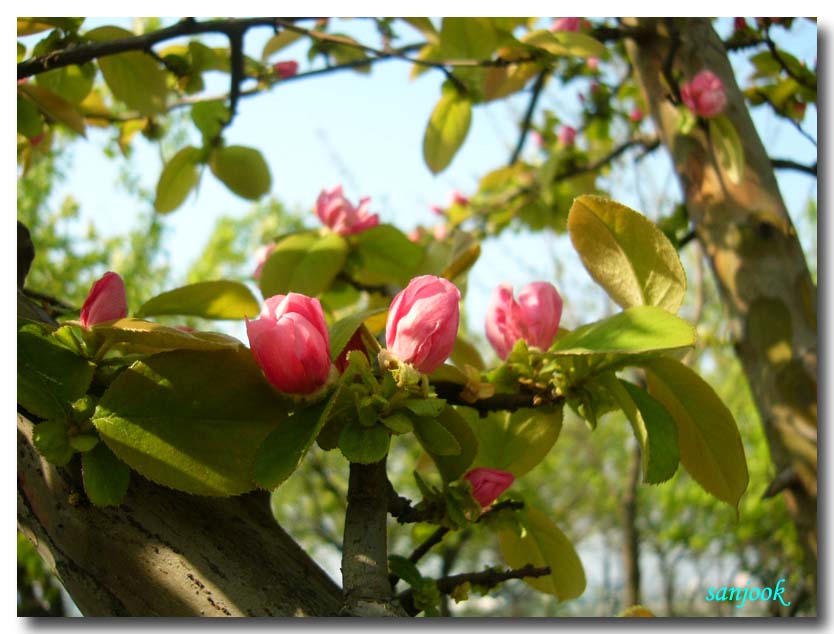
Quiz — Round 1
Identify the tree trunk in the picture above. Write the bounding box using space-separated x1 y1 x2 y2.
17 414 343 617
620 443 641 608
624 17 817 581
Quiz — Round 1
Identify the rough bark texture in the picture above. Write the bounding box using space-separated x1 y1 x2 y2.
17 414 343 617
625 18 817 575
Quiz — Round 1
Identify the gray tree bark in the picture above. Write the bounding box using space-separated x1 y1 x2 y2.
17 414 344 617
625 17 817 581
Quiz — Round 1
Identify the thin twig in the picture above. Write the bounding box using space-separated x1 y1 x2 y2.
508 70 549 166
763 28 817 92
750 90 817 147
398 565 550 615
771 157 817 176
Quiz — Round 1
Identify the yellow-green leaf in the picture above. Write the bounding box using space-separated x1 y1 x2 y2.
209 145 271 200
86 26 168 116
135 281 260 320
35 62 96 104
439 17 497 60
498 505 586 600
18 83 86 136
472 406 562 477
522 29 606 59
709 114 745 185
92 318 245 354
154 146 202 213
643 357 749 509
568 195 687 313
261 30 303 61
423 87 472 174
259 230 348 298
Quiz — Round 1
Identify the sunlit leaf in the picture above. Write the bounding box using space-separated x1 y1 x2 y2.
154 146 202 213
472 406 562 477
209 145 272 200
708 114 745 185
135 281 260 320
568 195 687 313
423 86 472 174
259 230 348 298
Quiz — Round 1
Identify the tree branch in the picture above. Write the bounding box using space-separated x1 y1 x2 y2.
763 28 817 92
342 458 405 616
398 565 550 616
17 414 343 616
17 17 315 79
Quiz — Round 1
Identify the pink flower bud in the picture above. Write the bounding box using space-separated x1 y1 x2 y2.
558 125 577 146
485 282 563 360
79 271 128 328
246 293 332 395
530 130 544 147
432 223 448 241
680 70 727 118
464 468 515 507
586 57 599 72
385 275 461 374
407 228 422 242
449 190 470 206
253 243 276 280
315 185 380 236
549 17 581 32
430 204 445 216
734 17 747 31
629 107 644 123
273 60 298 79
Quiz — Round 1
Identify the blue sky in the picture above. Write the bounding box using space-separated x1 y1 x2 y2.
28 17 818 338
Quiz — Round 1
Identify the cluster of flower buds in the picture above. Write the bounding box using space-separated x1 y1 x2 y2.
680 70 727 118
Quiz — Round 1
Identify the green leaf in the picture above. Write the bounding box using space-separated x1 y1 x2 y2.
708 114 745 185
413 414 461 456
35 62 95 104
602 376 679 484
92 349 291 496
254 391 338 489
345 224 424 287
568 195 687 313
69 433 100 453
403 398 447 418
388 554 424 586
18 83 86 136
498 505 586 600
86 26 167 115
425 407 478 482
329 307 388 362
439 17 497 60
261 30 303 60
423 86 472 174
549 306 695 356
259 230 348 298
18 328 96 419
473 406 562 477
33 419 74 466
522 29 605 59
154 146 202 214
17 95 43 139
643 357 748 509
381 412 413 435
190 101 229 141
209 145 271 200
338 421 391 464
82 442 130 506
93 318 245 353
135 281 260 320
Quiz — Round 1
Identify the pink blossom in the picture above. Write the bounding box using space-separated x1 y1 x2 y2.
246 293 331 395
586 57 599 72
530 130 544 147
449 190 470 206
430 204 445 216
407 228 422 242
432 224 448 241
464 468 515 507
629 107 644 123
79 272 128 328
253 243 276 280
385 275 461 374
315 185 380 236
549 17 581 33
558 125 577 146
680 70 727 118
273 60 299 79
485 282 563 360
